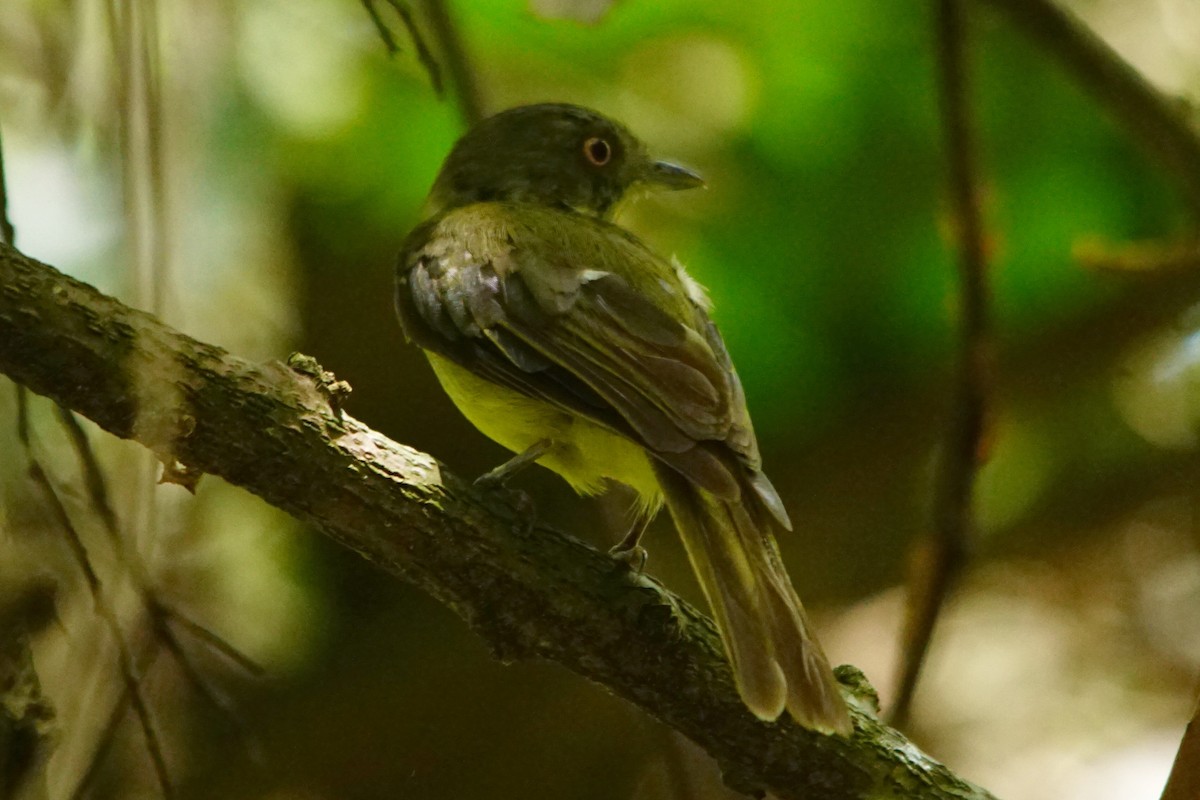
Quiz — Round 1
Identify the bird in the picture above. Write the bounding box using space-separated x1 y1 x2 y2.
394 103 852 734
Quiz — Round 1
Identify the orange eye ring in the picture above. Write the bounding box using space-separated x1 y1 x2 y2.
583 137 612 166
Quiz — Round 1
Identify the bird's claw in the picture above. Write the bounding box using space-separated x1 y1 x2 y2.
608 543 648 574
473 471 504 491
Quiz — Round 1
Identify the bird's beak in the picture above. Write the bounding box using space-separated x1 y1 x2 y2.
647 160 705 191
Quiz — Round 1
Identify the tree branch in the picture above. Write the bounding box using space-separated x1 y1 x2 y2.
0 126 13 247
0 241 997 800
1161 686 1200 800
419 0 483 124
979 0 1200 219
892 0 990 728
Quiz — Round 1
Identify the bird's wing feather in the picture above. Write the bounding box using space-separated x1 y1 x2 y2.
396 203 788 522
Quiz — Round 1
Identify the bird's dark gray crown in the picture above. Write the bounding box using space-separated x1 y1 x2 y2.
428 103 648 217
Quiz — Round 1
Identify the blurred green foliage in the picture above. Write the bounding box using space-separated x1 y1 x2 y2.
244 0 1178 439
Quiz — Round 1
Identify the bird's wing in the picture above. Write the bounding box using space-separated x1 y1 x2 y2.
396 203 789 526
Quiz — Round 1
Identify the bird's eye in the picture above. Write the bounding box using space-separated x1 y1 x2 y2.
583 137 612 166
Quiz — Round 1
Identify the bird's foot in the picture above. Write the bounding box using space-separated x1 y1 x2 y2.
608 512 651 573
608 543 648 574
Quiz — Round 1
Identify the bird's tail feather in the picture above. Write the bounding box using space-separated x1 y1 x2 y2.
653 463 852 734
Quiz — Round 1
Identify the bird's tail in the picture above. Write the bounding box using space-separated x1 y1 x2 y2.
653 463 852 734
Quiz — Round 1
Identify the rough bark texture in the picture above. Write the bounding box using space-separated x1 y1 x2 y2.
0 242 998 800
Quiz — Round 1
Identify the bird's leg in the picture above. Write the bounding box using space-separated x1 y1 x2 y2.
609 513 651 573
474 438 553 489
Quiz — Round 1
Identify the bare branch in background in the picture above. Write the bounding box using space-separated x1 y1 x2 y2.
54 404 122 543
890 0 991 728
15 390 176 800
104 0 172 317
978 0 1200 221
1161 687 1200 800
104 0 172 609
66 643 164 800
0 127 12 247
419 0 484 124
48 366 264 792
150 601 264 678
59 394 265 689
0 242 999 800
361 0 445 96
3 11 264 794
147 605 266 767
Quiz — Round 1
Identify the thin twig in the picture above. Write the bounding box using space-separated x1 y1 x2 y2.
68 684 133 800
150 600 263 677
149 608 266 766
360 0 444 95
107 0 172 316
979 0 1200 220
419 0 483 124
1161 686 1200 800
56 374 263 765
57 403 261 675
890 0 990 728
55 404 122 544
69 690 132 800
1159 507 1200 800
103 0 135 294
0 126 13 247
141 0 171 318
16 390 176 799
67 642 164 800
361 0 401 54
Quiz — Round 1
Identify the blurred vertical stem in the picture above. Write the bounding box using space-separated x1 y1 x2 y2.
16 392 175 799
420 0 483 124
890 0 990 728
106 0 171 317
360 0 445 95
1161 688 1200 800
0 127 12 247
106 0 170 560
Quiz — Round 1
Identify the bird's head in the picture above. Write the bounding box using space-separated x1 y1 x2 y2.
428 103 704 218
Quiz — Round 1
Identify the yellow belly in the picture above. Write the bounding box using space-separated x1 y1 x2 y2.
427 352 662 513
